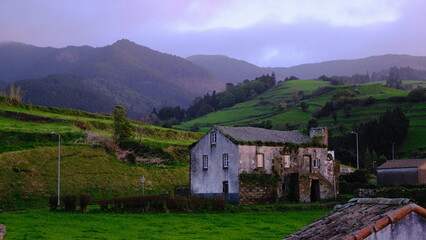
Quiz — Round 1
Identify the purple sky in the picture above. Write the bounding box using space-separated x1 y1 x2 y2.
1 0 426 67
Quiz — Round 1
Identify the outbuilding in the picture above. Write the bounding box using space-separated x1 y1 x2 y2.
377 159 426 185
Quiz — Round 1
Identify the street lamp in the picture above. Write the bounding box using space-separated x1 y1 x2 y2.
351 131 359 169
51 132 61 206
392 142 395 160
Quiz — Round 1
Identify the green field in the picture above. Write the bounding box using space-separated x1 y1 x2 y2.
0 208 329 239
0 98 201 209
176 80 426 156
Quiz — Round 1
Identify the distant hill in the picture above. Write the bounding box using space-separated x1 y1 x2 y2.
187 54 426 83
0 40 224 117
186 55 266 84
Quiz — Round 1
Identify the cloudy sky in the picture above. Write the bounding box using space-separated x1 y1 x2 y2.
1 0 425 67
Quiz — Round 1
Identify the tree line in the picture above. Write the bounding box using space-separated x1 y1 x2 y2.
152 73 277 127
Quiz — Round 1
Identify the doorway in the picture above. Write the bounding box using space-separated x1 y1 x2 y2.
310 179 320 202
223 181 229 200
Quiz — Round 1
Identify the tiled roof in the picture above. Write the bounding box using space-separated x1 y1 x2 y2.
377 159 426 169
214 126 311 144
284 198 426 240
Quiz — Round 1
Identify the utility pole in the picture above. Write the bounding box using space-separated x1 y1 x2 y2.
51 132 61 206
392 142 395 160
351 131 359 169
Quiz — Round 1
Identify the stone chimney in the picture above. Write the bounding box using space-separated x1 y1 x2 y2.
309 127 328 146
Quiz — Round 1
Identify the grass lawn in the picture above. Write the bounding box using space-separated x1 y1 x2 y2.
0 208 330 239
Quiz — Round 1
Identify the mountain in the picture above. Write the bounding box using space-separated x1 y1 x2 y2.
0 40 224 117
187 54 426 83
186 55 266 84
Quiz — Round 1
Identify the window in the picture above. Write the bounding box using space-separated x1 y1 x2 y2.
284 155 291 168
223 154 229 169
210 132 217 145
256 153 264 168
304 155 312 173
203 155 208 170
313 159 320 168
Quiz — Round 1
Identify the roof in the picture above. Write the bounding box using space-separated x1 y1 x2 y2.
284 198 426 240
214 126 311 144
377 159 426 169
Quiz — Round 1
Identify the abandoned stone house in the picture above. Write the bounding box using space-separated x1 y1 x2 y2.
190 126 338 204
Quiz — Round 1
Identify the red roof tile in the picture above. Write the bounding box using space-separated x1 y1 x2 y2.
284 198 426 240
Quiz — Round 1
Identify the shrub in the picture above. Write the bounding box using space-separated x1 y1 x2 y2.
80 193 90 213
62 194 77 211
376 187 426 206
340 169 370 184
97 195 226 213
49 196 58 211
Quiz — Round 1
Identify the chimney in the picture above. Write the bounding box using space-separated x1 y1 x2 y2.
309 127 328 146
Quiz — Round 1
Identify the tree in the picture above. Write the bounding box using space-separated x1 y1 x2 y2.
332 112 337 122
113 106 133 143
307 118 318 130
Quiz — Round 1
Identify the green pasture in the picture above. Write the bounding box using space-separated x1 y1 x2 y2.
0 146 189 209
0 208 329 239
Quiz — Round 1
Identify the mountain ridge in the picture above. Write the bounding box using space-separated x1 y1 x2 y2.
0 40 224 117
187 54 426 83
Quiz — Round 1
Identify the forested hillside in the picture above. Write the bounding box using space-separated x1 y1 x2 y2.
188 54 426 83
0 40 224 117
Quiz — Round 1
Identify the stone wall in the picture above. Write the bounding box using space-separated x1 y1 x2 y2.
0 224 5 240
239 181 276 205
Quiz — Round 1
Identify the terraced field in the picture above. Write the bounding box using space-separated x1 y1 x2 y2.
176 80 426 156
0 98 201 209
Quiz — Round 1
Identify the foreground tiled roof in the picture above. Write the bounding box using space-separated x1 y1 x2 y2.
284 198 426 240
214 126 311 144
377 159 426 169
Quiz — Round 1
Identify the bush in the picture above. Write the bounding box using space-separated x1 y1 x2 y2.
376 187 426 206
80 193 90 213
97 195 226 213
62 194 77 211
340 169 370 184
49 196 58 211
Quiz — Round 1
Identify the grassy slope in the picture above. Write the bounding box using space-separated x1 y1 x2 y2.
177 80 332 131
0 99 201 209
177 80 426 155
0 146 189 209
0 208 329 239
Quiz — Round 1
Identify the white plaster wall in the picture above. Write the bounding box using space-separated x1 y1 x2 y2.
365 212 426 240
190 130 239 195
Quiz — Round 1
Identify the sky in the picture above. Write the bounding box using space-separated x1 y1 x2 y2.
1 0 426 67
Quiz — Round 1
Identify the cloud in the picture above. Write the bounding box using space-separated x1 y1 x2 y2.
176 0 401 31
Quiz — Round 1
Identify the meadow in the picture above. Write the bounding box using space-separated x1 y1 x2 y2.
0 208 330 239
176 80 426 156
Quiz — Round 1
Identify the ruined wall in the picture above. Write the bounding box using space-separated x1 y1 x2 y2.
0 224 5 240
239 180 276 205
238 145 282 174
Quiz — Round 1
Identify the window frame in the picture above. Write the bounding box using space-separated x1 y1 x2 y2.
210 132 217 145
202 155 208 170
256 153 264 168
284 154 291 168
223 153 229 169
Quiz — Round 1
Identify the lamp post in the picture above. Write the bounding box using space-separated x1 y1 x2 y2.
141 175 145 195
351 131 359 169
51 132 61 206
392 142 395 160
